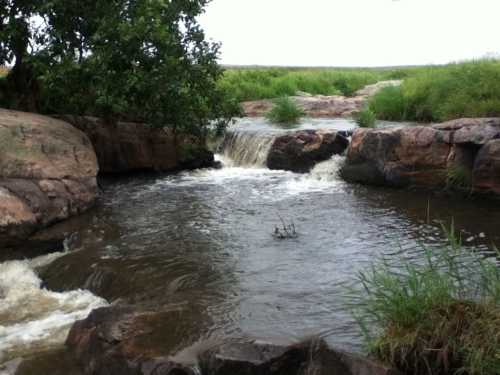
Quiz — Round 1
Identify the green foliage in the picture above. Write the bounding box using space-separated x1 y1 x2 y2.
369 60 500 122
355 108 376 128
447 165 473 192
369 86 408 121
219 68 391 101
0 0 240 135
348 226 500 375
266 96 305 125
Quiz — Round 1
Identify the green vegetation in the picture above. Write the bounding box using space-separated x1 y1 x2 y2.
266 96 305 125
219 67 394 102
0 66 7 78
369 60 500 122
354 108 376 128
0 0 239 135
349 227 500 375
447 165 473 192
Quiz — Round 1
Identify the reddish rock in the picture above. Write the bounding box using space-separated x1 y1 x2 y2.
267 130 349 173
60 116 214 174
0 109 98 250
342 118 500 195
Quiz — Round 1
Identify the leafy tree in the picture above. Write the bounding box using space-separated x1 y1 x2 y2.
0 0 240 135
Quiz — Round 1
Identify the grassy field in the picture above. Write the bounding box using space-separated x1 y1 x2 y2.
221 59 500 122
218 66 403 101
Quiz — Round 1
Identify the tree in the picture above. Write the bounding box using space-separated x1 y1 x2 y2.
0 0 240 134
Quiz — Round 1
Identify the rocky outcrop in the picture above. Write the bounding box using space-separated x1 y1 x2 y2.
267 130 349 173
0 109 98 250
341 118 500 194
66 305 399 375
242 80 402 118
59 116 214 174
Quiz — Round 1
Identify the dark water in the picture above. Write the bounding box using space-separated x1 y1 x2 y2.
2 118 499 373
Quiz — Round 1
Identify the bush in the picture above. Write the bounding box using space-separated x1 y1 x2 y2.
369 60 500 122
348 226 500 375
266 96 305 125
369 86 407 121
355 108 376 128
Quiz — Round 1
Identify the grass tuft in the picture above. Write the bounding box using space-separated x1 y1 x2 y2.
355 108 376 128
447 165 473 192
266 96 305 125
348 225 500 375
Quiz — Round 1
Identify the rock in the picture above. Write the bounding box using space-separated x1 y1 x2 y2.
243 96 365 118
341 118 500 195
67 306 399 375
354 80 402 97
473 139 500 194
58 116 214 174
242 81 402 118
267 130 349 173
0 109 98 250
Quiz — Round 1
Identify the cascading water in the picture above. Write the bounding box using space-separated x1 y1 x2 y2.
221 130 277 167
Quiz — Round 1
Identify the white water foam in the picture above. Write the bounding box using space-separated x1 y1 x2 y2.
0 252 108 363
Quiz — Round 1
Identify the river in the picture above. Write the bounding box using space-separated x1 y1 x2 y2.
1 117 499 374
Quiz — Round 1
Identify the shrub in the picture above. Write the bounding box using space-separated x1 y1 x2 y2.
348 226 500 375
266 96 305 125
369 86 407 121
354 108 376 128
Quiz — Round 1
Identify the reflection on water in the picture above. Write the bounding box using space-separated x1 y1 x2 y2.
2 117 500 371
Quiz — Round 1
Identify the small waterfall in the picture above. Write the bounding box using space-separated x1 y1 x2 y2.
221 130 277 167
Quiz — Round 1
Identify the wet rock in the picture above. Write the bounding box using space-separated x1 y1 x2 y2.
66 306 201 375
67 306 399 375
341 118 500 195
58 116 214 174
267 130 349 173
0 109 98 250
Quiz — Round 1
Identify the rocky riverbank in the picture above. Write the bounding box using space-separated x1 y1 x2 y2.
341 118 500 195
66 305 399 375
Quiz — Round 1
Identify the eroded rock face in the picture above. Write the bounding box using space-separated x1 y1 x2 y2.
60 116 214 174
0 109 98 250
66 305 399 375
267 130 349 173
342 118 500 194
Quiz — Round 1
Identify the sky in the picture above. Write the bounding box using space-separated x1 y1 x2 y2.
199 0 500 67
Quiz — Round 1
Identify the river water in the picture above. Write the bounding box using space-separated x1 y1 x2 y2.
1 117 499 373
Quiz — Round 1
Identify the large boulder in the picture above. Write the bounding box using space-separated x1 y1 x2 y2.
0 109 98 250
267 130 349 173
59 116 214 174
67 305 399 375
341 118 500 194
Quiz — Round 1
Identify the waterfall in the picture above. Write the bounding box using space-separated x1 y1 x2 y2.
221 130 277 167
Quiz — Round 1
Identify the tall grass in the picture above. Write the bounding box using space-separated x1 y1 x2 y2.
355 108 376 128
266 96 305 125
219 67 393 102
349 226 500 375
369 60 500 122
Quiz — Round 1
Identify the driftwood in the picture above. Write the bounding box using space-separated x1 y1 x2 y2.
273 215 298 240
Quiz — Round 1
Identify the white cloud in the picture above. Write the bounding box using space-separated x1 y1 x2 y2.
199 0 500 66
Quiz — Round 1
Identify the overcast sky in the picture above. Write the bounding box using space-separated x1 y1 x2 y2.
199 0 500 67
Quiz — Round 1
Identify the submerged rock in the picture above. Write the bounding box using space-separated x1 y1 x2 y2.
67 305 398 375
267 129 349 173
0 109 98 251
59 116 214 174
341 118 500 195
